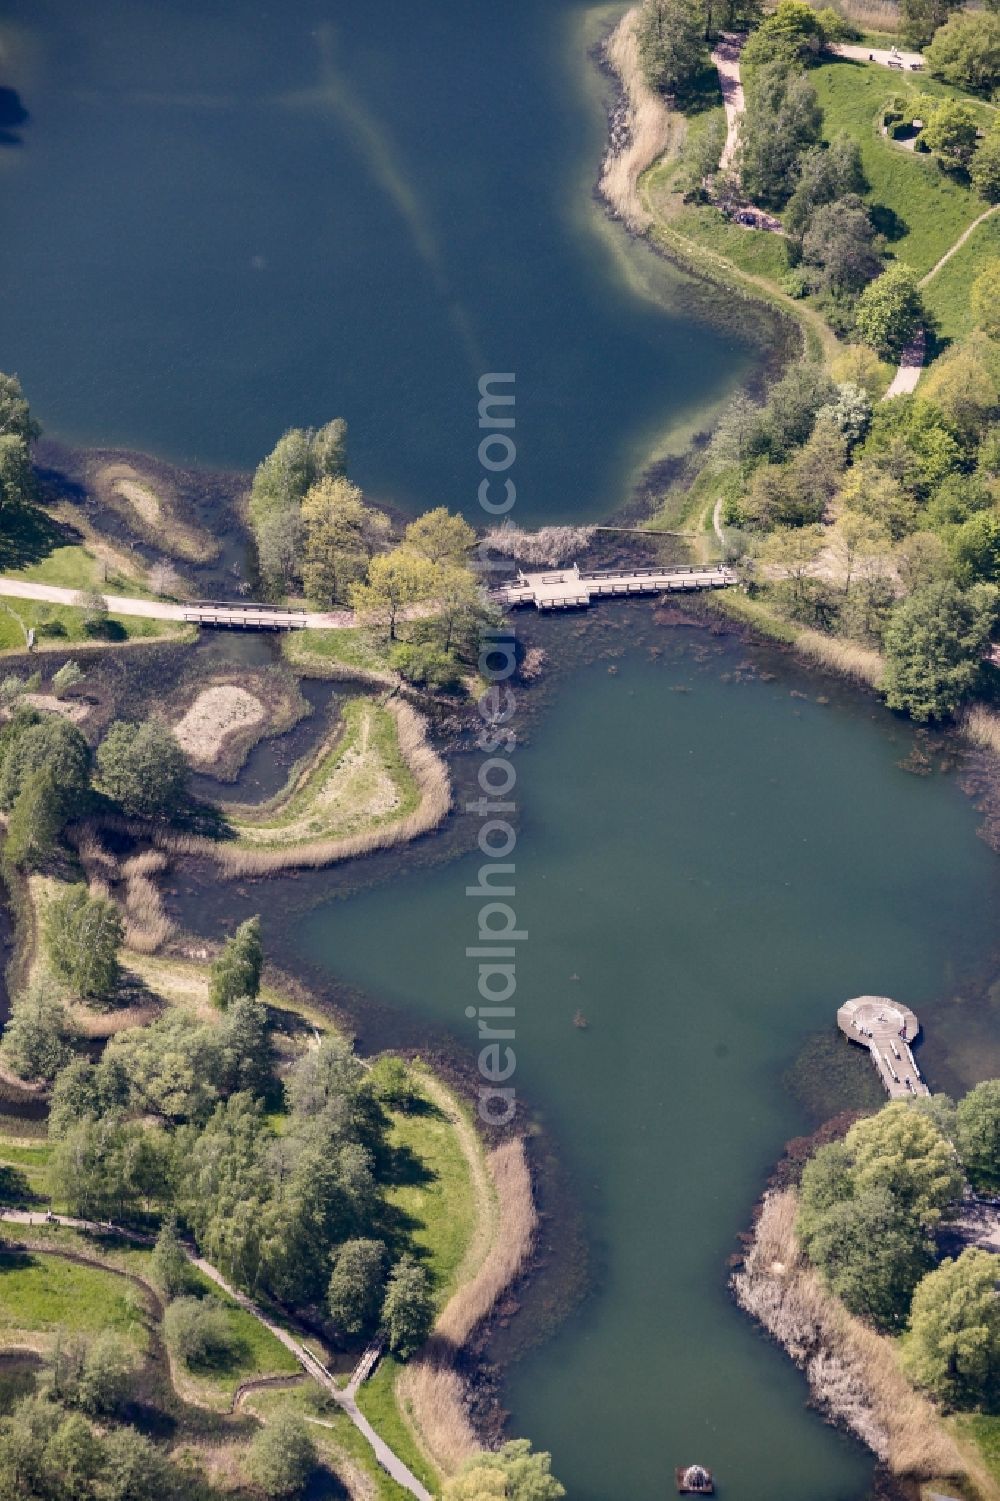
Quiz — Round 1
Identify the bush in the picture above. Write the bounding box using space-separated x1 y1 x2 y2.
246 1410 317 1498
163 1296 240 1370
855 266 925 361
209 915 263 1010
388 642 462 690
51 662 83 699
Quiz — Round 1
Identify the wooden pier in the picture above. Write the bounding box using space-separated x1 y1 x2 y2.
837 996 929 1099
496 562 737 611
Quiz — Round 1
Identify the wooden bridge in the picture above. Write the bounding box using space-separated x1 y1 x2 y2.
837 995 929 1099
496 562 738 611
181 600 308 631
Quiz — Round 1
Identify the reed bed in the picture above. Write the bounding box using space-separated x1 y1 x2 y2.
963 704 1000 760
795 629 885 689
733 1190 975 1485
484 523 597 567
128 699 451 877
68 823 176 954
600 7 679 229
397 1138 538 1477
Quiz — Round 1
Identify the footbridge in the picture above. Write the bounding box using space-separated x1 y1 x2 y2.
497 562 737 611
181 600 308 631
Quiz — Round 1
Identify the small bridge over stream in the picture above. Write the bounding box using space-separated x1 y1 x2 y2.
497 562 738 611
181 600 308 630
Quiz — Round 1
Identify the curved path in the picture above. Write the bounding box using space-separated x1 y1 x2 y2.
0 1209 431 1501
919 203 1000 288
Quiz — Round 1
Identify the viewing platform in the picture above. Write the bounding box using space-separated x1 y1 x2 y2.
837 996 929 1099
496 562 738 611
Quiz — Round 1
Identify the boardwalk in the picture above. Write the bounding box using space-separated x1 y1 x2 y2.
498 562 737 611
837 995 929 1098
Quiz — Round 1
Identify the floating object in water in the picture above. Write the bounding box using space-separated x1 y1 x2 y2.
573 1010 588 1029
676 1463 714 1494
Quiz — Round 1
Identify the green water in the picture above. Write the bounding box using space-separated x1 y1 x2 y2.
0 0 769 520
290 620 1000 1501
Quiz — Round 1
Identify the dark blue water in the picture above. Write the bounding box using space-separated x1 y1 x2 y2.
0 0 764 518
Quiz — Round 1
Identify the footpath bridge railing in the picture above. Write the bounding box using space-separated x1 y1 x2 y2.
182 599 308 631
496 563 738 611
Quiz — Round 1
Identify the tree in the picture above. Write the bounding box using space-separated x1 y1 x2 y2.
818 382 873 449
636 0 709 102
950 511 1000 586
919 338 1000 442
846 1100 964 1226
855 266 925 361
74 1331 133 1416
99 1428 179 1501
801 1186 932 1328
900 0 961 50
830 512 891 598
972 131 1000 205
677 115 728 200
149 1214 194 1298
738 62 822 210
327 1238 388 1335
210 915 263 1010
0 434 36 512
830 344 892 400
0 713 90 815
402 507 476 566
905 1249 1000 1406
381 1255 433 1357
0 372 40 446
926 11 1000 94
972 262 1000 339
106 1011 224 1121
3 765 65 870
922 100 979 171
838 462 916 540
44 884 123 1002
0 975 75 1082
443 1441 566 1501
801 196 881 294
218 995 271 1098
957 1081 1000 1192
707 392 765 467
246 1410 317 1499
786 135 867 237
256 507 305 595
146 560 180 598
760 361 837 459
350 549 439 641
300 475 391 607
73 588 108 635
882 579 998 720
96 719 189 820
742 0 823 65
249 418 349 594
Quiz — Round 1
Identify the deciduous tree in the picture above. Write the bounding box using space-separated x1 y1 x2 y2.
44 884 123 1002
96 719 189 820
904 1249 1000 1406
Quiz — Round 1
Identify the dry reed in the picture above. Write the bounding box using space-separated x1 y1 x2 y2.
600 7 679 229
962 704 1000 761
120 699 451 877
484 523 597 567
795 629 885 689
734 1190 980 1487
397 1138 538 1476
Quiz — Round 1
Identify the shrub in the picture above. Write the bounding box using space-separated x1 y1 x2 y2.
0 975 75 1082
51 662 84 698
389 642 462 690
246 1410 317 1498
163 1296 240 1370
209 915 263 1010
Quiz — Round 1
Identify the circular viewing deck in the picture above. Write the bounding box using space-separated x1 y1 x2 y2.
837 996 929 1098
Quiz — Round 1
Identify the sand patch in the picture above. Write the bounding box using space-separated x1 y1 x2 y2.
173 685 266 767
21 693 90 725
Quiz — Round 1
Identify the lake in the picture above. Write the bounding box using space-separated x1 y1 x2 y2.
0 0 771 521
284 615 1000 1500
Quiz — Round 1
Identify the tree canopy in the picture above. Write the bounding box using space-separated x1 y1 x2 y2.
95 719 189 820
904 1249 1000 1406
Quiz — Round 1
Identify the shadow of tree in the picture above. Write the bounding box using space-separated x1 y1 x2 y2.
0 501 65 571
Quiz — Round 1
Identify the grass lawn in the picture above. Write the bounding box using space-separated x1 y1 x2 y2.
0 598 189 653
9 544 144 596
284 626 393 677
0 1140 52 1205
225 697 420 849
247 1386 416 1501
671 202 792 280
356 1358 440 1494
809 60 993 278
955 1414 1000 1484
0 1249 148 1351
168 1284 300 1411
385 1088 477 1304
923 208 1000 345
